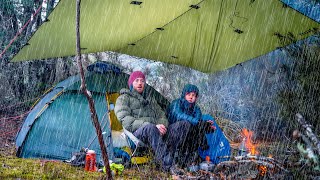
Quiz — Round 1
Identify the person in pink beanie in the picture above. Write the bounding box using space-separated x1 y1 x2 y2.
114 71 186 173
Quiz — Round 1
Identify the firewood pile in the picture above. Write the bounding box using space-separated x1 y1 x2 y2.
172 154 290 179
213 154 290 179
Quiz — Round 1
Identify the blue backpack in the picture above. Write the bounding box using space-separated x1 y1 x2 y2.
198 114 231 164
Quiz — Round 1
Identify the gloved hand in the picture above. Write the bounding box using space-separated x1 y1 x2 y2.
198 120 215 134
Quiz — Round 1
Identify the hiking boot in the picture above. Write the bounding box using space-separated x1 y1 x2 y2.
170 165 185 176
160 152 174 172
163 152 173 166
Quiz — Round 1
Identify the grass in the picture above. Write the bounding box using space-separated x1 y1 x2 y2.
0 154 105 179
0 146 170 179
0 141 294 179
1 140 318 179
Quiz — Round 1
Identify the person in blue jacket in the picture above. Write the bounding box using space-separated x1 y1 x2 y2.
166 84 215 167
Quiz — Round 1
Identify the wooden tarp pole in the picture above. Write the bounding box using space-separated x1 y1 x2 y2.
75 0 112 178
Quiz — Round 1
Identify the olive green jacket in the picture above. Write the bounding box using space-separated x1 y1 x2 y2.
114 88 168 132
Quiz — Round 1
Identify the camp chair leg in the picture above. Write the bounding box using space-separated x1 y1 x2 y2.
124 142 144 172
122 131 154 172
122 133 140 170
131 157 142 172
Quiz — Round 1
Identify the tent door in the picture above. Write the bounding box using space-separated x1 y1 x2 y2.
106 92 123 131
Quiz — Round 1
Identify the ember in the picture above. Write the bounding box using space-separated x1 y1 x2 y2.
258 165 267 176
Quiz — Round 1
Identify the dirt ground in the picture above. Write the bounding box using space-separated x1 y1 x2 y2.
0 114 25 157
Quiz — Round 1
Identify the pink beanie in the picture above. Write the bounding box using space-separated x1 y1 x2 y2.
128 71 145 87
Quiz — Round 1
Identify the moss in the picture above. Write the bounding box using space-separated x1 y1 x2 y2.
0 154 170 179
0 155 103 179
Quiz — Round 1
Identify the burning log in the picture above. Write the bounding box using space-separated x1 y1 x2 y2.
234 154 289 172
214 160 260 179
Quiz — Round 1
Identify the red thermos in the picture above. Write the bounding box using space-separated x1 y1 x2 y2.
84 150 97 171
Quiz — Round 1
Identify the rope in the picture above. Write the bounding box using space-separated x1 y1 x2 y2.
0 109 32 138
87 112 109 148
0 110 31 121
0 98 39 111
0 130 17 137
0 0 47 59
0 86 54 114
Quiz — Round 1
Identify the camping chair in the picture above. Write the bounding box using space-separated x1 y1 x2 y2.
106 93 150 165
122 128 151 164
122 128 147 156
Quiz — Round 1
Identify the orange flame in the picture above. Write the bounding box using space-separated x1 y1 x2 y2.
241 128 259 155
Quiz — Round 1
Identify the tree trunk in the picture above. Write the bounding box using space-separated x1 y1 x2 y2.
75 0 112 179
0 0 19 63
24 0 42 42
46 0 56 18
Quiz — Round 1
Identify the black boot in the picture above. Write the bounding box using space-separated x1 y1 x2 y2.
161 152 173 172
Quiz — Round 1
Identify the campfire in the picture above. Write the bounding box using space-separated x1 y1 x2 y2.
213 128 289 179
182 115 319 179
173 126 297 179
239 128 258 156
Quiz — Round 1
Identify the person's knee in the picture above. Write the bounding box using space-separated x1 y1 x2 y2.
176 121 192 130
144 123 157 129
143 124 160 134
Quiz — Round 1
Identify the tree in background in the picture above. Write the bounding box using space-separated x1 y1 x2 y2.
0 0 76 115
278 32 320 134
0 0 57 62
0 0 18 62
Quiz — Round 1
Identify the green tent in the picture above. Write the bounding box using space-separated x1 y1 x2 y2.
15 62 169 160
11 0 319 73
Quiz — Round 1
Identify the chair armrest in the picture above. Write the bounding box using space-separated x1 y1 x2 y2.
123 128 147 147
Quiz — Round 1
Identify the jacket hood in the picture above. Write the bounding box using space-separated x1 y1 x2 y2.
180 84 199 99
179 84 199 109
